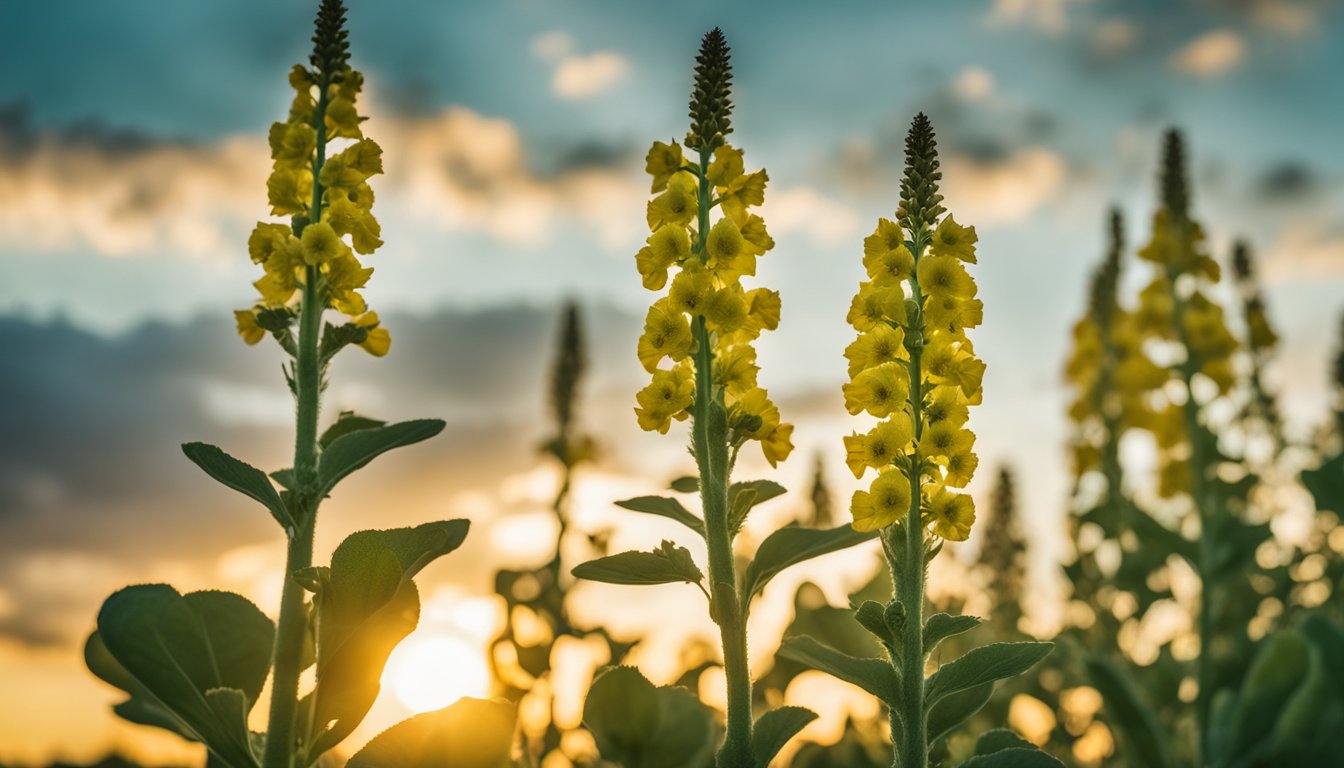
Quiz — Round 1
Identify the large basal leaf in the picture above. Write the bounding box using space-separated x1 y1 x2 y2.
316 419 445 498
583 666 715 768
924 642 1052 706
346 697 516 768
572 542 704 587
583 666 662 764
742 524 877 605
616 495 705 536
776 635 900 703
95 585 273 768
181 442 291 531
1084 655 1175 768
305 521 470 758
752 706 817 768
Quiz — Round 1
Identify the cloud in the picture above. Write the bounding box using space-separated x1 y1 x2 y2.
759 187 862 248
1247 0 1318 36
952 67 996 101
1091 18 1139 58
1256 161 1316 201
1262 215 1344 281
987 0 1082 34
0 100 646 260
552 52 629 100
529 30 575 62
941 147 1067 225
1170 29 1246 77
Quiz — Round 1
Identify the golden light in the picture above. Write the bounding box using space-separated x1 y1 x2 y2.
382 630 491 713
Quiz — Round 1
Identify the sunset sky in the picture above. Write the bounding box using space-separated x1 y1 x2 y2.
3 0 1343 763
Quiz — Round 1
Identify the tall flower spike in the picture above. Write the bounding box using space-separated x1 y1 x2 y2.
310 0 351 75
896 113 946 235
1160 128 1190 223
685 28 733 152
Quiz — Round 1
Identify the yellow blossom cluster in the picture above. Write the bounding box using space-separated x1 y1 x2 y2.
234 59 389 356
632 139 793 467
843 214 984 539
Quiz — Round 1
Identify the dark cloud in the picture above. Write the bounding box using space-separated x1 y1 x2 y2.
1257 161 1316 199
0 301 642 647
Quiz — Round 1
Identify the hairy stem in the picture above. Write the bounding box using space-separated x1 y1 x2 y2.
690 146 752 768
263 72 329 768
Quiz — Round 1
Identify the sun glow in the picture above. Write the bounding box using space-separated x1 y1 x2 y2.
382 630 492 713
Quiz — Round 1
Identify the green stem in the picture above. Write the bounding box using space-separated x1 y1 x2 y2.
690 146 752 768
893 258 928 768
263 74 329 768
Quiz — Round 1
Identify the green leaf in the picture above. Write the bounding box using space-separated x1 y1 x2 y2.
853 600 894 646
742 524 877 604
753 706 817 768
584 666 662 763
319 411 386 449
925 642 1052 706
305 521 470 758
572 542 704 587
642 685 717 768
616 495 705 536
182 443 291 531
85 630 194 740
670 476 699 493
728 479 787 532
975 729 1035 755
777 635 899 703
95 585 272 768
316 419 445 498
924 613 981 655
346 698 516 768
956 748 1065 767
927 682 994 744
1084 655 1175 768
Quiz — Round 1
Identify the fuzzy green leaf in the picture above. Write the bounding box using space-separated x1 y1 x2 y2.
182 443 290 530
956 748 1065 767
974 729 1035 755
927 682 994 745
642 685 717 768
346 698 516 768
925 642 1052 706
753 706 817 768
616 495 705 536
316 419 445 498
319 412 386 449
583 666 662 762
572 542 704 587
743 524 877 604
94 585 272 768
777 635 899 703
924 613 981 655
669 476 699 493
1084 655 1176 768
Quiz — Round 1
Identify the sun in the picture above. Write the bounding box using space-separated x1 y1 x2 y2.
382 630 492 713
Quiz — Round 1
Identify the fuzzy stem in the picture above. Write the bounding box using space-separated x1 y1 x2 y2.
893 240 928 768
262 72 329 768
689 146 752 768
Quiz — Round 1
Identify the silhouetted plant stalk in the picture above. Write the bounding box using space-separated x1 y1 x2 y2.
573 28 873 768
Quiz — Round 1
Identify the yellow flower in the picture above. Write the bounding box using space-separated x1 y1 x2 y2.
319 139 382 190
325 254 373 316
300 221 349 266
325 95 363 140
761 423 794 468
647 172 698 231
645 140 684 192
706 216 754 280
650 225 692 270
918 421 974 463
917 255 976 300
706 145 744 186
739 288 781 338
924 386 969 428
843 417 914 478
863 219 914 283
325 196 383 255
637 300 693 373
248 222 297 266
235 309 265 345
925 295 983 335
844 324 907 378
943 450 978 488
714 343 758 397
930 214 978 263
842 362 909 418
355 311 390 357
719 170 767 223
850 470 912 532
729 386 781 439
705 286 748 332
847 282 904 332
267 168 312 216
669 267 714 316
635 366 695 434
269 121 317 169
926 486 975 541
739 215 775 256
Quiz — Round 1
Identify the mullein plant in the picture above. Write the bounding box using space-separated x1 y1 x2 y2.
780 115 1057 768
572 29 874 768
83 3 513 766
